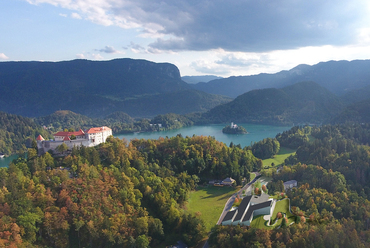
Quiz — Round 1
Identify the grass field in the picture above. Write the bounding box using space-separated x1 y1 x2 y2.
250 172 256 181
262 147 296 168
270 198 295 226
250 215 268 228
187 185 238 231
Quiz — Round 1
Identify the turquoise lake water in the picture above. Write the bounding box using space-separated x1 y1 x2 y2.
116 123 292 148
0 154 19 168
0 123 292 168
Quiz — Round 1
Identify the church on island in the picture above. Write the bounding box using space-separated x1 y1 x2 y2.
36 126 112 155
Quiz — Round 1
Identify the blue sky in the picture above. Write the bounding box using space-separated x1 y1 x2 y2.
2 0 370 77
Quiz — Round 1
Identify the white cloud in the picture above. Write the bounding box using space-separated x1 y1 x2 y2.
76 53 85 59
59 13 67 17
71 12 82 19
0 53 9 60
92 53 104 60
190 61 231 75
97 45 123 54
22 0 370 78
26 0 370 53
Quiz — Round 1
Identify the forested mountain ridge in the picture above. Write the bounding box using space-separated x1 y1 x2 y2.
191 59 370 98
35 110 195 135
200 81 344 125
340 84 370 104
331 98 370 124
0 59 230 118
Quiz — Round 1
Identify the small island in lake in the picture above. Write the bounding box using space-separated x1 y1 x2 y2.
222 122 247 134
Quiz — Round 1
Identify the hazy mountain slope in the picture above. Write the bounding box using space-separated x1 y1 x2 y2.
191 60 370 98
0 59 229 117
181 75 223 84
112 90 231 117
340 84 370 104
331 99 370 124
201 81 344 125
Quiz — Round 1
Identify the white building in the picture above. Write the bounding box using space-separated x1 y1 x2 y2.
283 180 298 190
36 126 112 155
231 122 238 129
222 194 274 226
85 126 112 146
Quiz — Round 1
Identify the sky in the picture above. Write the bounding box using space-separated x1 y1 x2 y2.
2 0 370 77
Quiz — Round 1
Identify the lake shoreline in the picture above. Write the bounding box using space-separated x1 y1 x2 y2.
0 123 292 168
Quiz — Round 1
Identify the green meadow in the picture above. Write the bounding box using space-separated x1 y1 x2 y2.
262 147 296 168
187 185 238 231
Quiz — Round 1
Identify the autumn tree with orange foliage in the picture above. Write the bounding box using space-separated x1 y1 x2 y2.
276 212 283 219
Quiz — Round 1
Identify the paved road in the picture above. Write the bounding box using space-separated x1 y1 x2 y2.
216 172 261 225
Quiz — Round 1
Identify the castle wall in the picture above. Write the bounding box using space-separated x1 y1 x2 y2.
37 139 93 153
37 127 112 155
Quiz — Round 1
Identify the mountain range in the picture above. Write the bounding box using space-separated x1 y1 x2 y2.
0 59 230 118
191 60 370 98
2 58 370 126
181 75 223 84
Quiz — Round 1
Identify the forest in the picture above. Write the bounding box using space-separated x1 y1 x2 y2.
209 123 370 247
4 106 370 247
0 112 51 156
35 111 194 135
0 135 260 247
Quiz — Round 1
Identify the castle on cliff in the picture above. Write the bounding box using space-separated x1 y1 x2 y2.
36 126 112 155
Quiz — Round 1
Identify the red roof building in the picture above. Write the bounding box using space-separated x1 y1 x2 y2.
36 126 112 155
85 126 112 134
54 129 85 141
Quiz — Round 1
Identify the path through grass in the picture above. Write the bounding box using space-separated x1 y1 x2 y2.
262 147 296 168
187 185 238 231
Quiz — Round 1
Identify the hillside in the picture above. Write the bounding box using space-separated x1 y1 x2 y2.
200 81 344 125
340 84 370 104
0 111 51 155
0 59 230 117
331 99 370 124
35 110 102 131
35 110 195 135
191 60 370 98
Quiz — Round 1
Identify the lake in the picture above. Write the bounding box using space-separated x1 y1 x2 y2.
116 123 292 148
0 154 20 168
0 123 292 168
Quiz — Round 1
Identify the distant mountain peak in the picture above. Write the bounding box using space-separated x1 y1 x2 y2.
191 59 370 98
289 64 311 75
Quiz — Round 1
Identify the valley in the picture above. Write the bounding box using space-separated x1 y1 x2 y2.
1 58 370 247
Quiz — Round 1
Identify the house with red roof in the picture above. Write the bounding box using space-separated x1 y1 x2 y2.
85 126 112 146
54 129 86 141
